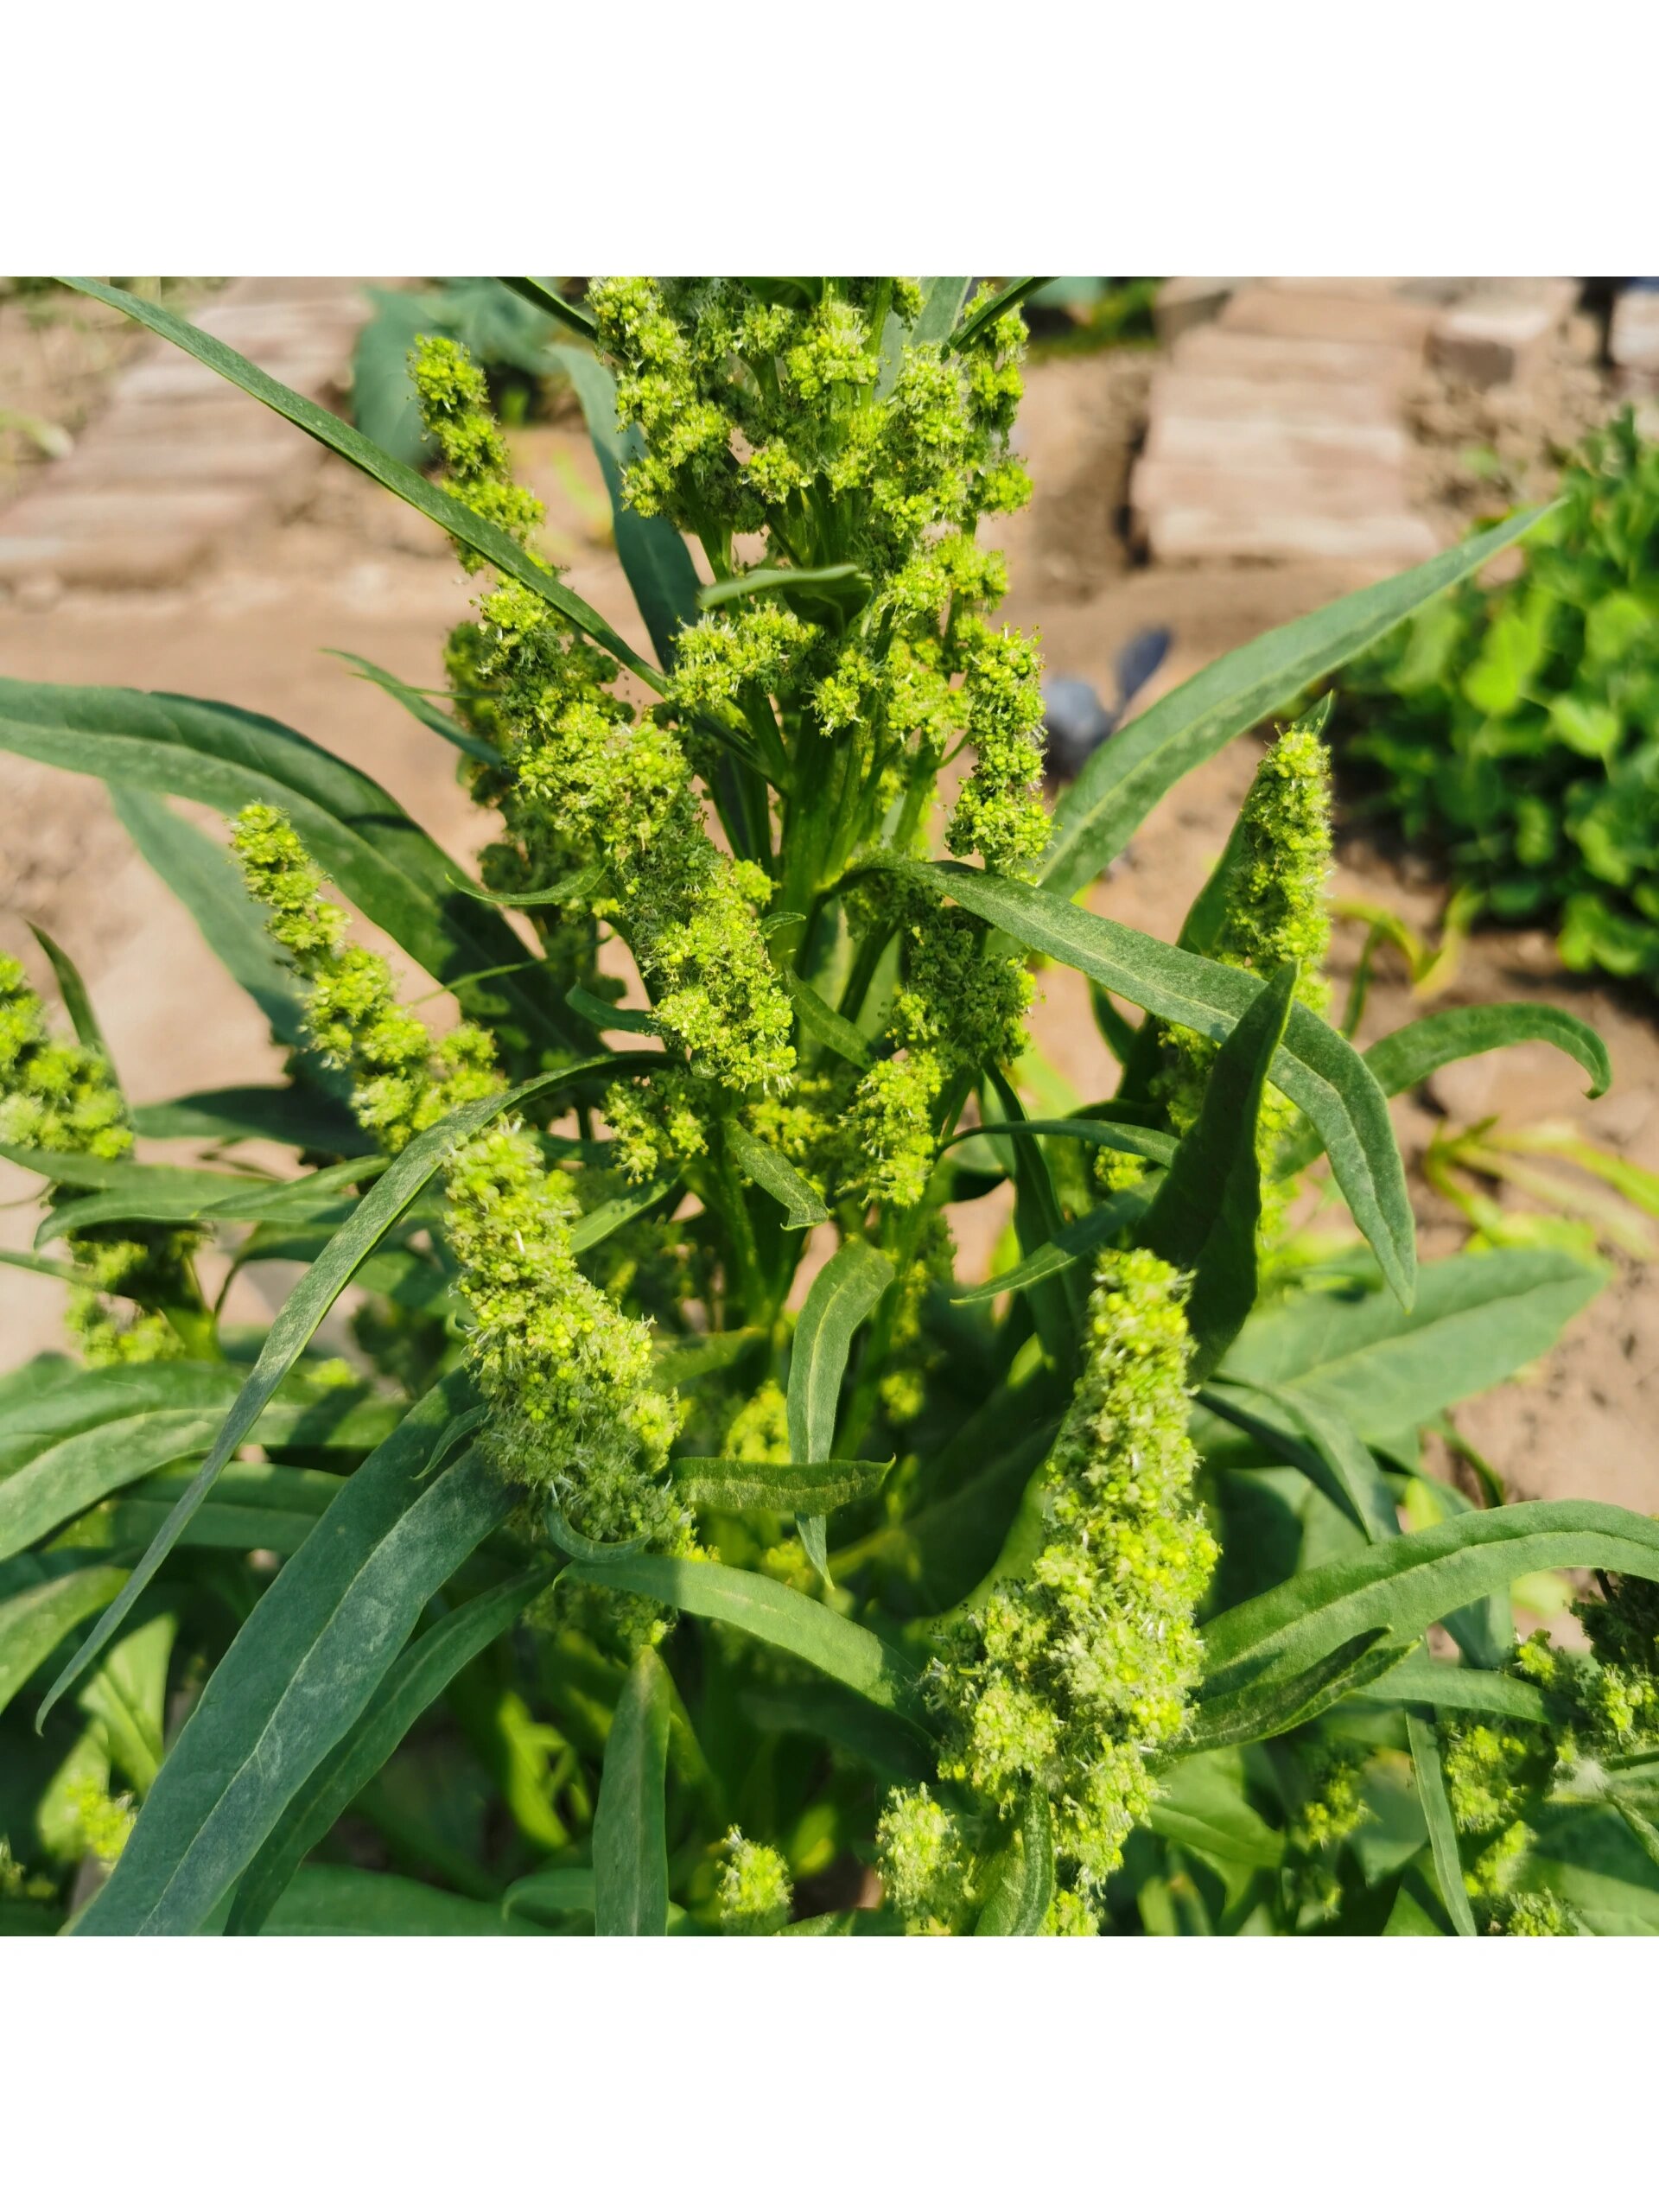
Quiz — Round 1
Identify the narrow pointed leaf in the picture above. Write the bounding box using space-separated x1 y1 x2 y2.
725 1120 830 1229
569 1554 929 1726
552 344 702 669
787 1240 894 1575
226 1564 552 1934
594 1647 671 1936
1349 1653 1560 1722
950 1187 1148 1305
56 278 660 688
73 1384 510 1936
496 276 597 339
1204 1378 1397 1541
1407 1712 1478 1936
782 969 874 1068
130 1085 362 1154
891 858 1415 1308
0 1565 130 1720
947 1117 1175 1166
325 649 500 767
28 925 109 1058
949 278 1049 352
1039 505 1552 897
1185 1629 1404 1753
974 1789 1054 1935
1141 961 1298 1379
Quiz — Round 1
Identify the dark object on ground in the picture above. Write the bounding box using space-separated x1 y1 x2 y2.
1041 626 1173 779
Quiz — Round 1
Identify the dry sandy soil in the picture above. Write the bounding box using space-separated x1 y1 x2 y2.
1 336 1654 1515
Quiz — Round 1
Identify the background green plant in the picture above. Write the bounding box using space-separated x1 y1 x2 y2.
1332 414 1659 989
0 276 1653 1939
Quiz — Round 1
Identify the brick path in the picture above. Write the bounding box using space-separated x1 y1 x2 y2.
0 277 370 595
1132 277 1582 571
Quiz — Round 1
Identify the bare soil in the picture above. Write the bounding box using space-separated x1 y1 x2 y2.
1 340 1654 1515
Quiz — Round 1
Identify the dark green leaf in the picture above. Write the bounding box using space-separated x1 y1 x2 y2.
81 1465 346 1556
568 1175 679 1256
1407 1712 1478 1936
252 1865 540 1936
551 344 702 670
1039 505 1554 898
891 858 1415 1310
130 1086 362 1154
974 1788 1054 1935
1141 961 1298 1380
1203 1378 1397 1541
566 984 658 1034
724 1120 829 1230
28 924 109 1059
787 1239 894 1576
1224 1248 1607 1440
73 1382 510 1936
1278 1002 1613 1175
1349 1652 1560 1722
783 969 874 1068
569 1554 930 1726
1185 1629 1403 1752
495 276 597 340
675 1457 889 1515
0 1564 129 1719
1201 1498 1659 1709
57 278 659 688
226 1565 552 1934
949 278 1049 352
1146 1749 1285 1871
950 1188 1147 1305
593 1646 671 1936
946 1117 1175 1166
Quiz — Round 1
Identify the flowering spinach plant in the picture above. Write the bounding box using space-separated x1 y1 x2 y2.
0 276 1655 1938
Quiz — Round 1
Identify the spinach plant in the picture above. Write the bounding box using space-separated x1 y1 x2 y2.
1334 414 1659 990
0 276 1654 1938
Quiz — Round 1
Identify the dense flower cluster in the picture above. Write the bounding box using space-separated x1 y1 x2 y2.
231 804 683 1567
0 952 196 1363
880 1248 1216 1928
715 1828 793 1934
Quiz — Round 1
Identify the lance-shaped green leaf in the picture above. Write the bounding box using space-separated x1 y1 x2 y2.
325 650 501 769
724 1119 830 1230
1184 1629 1405 1753
1145 1749 1286 1871
1140 961 1298 1381
552 344 702 670
1202 1378 1398 1541
950 278 1051 352
1407 1712 1478 1936
887 858 1415 1309
782 969 874 1069
73 1382 511 1936
675 1457 889 1515
1200 1498 1659 1710
1348 1652 1560 1723
496 276 597 340
1224 1247 1607 1440
226 1565 552 1935
594 1646 672 1937
0 1408 238 1564
244 1865 543 1937
57 278 661 690
130 1085 362 1154
974 1789 1054 1936
0 680 582 1059
1039 505 1552 898
569 1554 930 1728
950 1188 1149 1306
39 1060 624 1722
788 1239 895 1577
946 1117 1175 1167
28 924 109 1058
569 1175 679 1255
1278 1001 1612 1177
82 1466 346 1557
0 1564 129 1720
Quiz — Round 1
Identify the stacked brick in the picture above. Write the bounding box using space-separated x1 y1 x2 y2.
0 278 370 595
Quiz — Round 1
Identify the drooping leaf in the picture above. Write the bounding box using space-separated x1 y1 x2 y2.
1202 1379 1397 1541
226 1564 552 1934
56 277 661 687
1224 1247 1607 1440
723 1120 830 1230
889 858 1416 1309
553 344 708 671
1278 1001 1613 1176
787 1239 894 1576
593 1646 672 1937
0 683 582 1059
1407 1711 1478 1936
1200 1498 1659 1709
1141 961 1298 1380
1039 505 1553 898
674 1457 889 1515
73 1384 511 1936
570 1554 930 1728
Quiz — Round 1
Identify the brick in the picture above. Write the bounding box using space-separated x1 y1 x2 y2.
1144 410 1410 471
1611 289 1659 375
1429 297 1560 387
1171 325 1421 392
1149 367 1399 427
1142 506 1440 567
0 531 208 588
1131 456 1409 523
1 486 255 538
1153 276 1236 346
1222 286 1434 353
